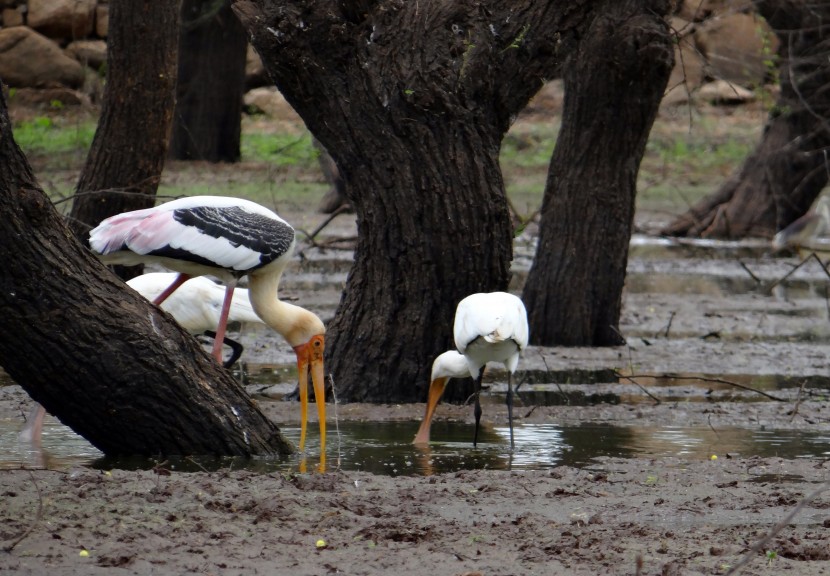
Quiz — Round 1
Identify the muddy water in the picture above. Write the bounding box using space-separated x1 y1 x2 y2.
3 395 830 476
3 235 830 475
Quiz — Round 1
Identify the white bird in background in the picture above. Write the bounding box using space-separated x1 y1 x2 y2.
88 195 327 456
126 272 264 368
20 272 265 446
412 350 471 444
773 195 830 256
414 291 529 449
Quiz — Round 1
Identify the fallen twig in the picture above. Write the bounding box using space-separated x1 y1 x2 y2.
725 480 830 575
621 373 787 402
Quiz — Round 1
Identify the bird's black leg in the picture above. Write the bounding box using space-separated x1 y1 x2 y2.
473 367 484 447
203 330 245 369
506 371 515 450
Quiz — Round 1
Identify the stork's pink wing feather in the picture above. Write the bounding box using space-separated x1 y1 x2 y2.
88 207 158 255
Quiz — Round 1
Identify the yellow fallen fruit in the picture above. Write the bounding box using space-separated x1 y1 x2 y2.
79 550 90 557
710 454 718 461
316 539 327 549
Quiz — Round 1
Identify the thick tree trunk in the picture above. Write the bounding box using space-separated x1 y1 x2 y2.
69 0 180 281
523 1 674 346
0 89 291 457
233 0 565 403
662 0 830 238
169 0 247 162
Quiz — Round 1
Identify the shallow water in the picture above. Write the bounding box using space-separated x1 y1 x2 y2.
3 411 830 476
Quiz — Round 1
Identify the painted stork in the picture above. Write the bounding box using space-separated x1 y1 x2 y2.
88 195 327 455
414 292 529 449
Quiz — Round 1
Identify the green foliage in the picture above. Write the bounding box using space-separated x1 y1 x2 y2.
241 131 319 168
13 116 95 156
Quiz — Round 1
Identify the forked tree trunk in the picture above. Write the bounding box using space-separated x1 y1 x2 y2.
662 0 830 238
233 0 567 403
523 1 674 346
68 0 179 282
169 0 247 162
0 88 291 457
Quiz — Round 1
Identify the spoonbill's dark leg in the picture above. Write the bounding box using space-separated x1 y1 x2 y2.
473 367 484 447
151 273 191 305
203 330 244 368
506 371 515 450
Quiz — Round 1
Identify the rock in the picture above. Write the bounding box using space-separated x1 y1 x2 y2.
66 39 106 70
662 19 706 106
245 44 269 89
243 87 300 121
695 13 778 87
697 79 756 104
95 3 108 38
0 27 85 88
2 6 23 27
27 0 96 40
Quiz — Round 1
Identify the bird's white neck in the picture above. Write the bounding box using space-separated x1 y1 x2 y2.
248 268 325 347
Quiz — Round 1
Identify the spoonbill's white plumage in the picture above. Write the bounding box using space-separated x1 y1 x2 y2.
412 351 471 444
126 272 262 367
414 292 529 448
21 272 263 445
88 195 327 456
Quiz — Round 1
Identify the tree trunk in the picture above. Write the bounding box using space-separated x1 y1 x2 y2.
169 0 248 162
69 0 180 281
523 1 674 346
662 0 830 238
0 88 291 457
233 0 567 403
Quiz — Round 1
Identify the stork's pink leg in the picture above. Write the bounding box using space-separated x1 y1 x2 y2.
152 273 191 305
210 280 237 363
19 403 46 446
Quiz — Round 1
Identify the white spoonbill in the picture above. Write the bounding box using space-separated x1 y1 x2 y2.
88 195 327 454
126 272 263 368
20 272 264 445
773 196 830 260
414 292 529 449
412 350 471 444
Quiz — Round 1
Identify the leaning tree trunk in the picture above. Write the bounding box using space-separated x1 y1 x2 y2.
0 88 291 457
234 0 566 403
169 0 247 162
662 0 830 238
68 0 179 282
523 1 674 346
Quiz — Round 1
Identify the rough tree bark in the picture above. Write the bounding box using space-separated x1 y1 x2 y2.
523 1 674 346
233 0 567 403
662 0 830 238
68 0 179 271
0 89 291 457
169 0 248 162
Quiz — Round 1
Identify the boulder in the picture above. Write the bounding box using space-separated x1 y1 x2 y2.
66 39 107 70
2 6 23 27
662 19 706 106
697 79 756 104
28 0 96 40
0 27 85 88
695 12 778 87
95 3 108 38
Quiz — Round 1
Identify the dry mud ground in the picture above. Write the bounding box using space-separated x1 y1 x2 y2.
3 96 830 575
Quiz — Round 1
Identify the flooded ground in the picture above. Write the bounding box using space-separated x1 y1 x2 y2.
4 94 830 573
3 230 830 574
